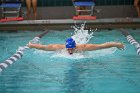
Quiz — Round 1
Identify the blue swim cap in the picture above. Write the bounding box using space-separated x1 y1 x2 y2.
66 37 76 48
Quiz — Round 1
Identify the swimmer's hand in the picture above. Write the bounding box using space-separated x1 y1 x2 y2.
116 43 124 50
27 42 34 48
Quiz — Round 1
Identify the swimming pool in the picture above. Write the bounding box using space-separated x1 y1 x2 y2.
0 28 140 93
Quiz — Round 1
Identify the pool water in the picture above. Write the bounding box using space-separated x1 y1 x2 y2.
0 29 140 93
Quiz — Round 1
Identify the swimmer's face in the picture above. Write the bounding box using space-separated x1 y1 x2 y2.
67 48 75 55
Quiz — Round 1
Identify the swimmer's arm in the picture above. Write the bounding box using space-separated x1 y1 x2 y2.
28 43 49 50
78 42 124 51
28 43 65 51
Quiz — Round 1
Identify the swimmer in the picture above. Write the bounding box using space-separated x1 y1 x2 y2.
28 37 124 55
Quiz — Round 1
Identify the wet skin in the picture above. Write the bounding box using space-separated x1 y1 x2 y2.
67 48 75 55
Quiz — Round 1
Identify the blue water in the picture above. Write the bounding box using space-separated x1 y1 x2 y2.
0 29 140 93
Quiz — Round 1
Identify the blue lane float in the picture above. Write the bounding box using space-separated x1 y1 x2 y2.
120 29 140 55
0 30 49 72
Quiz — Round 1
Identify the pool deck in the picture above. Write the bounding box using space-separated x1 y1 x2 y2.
0 18 140 31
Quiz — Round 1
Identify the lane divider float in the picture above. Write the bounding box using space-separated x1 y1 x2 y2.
0 30 49 72
120 29 140 55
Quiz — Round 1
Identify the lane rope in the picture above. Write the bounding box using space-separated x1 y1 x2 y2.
0 30 49 72
119 29 140 55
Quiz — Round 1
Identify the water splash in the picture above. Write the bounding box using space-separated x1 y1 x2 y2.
52 47 117 59
51 23 97 59
52 23 117 59
52 49 86 59
71 23 97 44
29 37 40 44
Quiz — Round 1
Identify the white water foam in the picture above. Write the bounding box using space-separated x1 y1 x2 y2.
52 49 86 59
51 47 117 59
87 47 117 58
71 23 96 44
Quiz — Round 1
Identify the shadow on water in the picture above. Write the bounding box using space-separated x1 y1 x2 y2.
63 62 85 93
63 61 96 93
